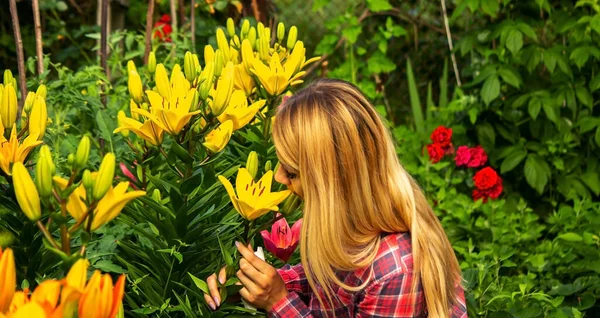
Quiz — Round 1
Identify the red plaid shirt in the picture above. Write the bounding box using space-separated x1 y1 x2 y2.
270 232 467 317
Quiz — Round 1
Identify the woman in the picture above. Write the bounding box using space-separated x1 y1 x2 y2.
205 79 467 317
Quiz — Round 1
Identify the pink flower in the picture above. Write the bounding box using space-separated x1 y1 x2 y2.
261 215 302 263
467 146 488 168
119 162 139 190
455 146 471 166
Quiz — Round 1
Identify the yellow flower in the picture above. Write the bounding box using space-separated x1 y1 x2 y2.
217 90 265 130
8 289 29 314
233 64 255 97
127 70 144 104
0 83 17 130
92 182 145 231
79 271 125 318
52 177 88 222
216 28 231 62
65 259 89 292
113 116 164 146
93 153 115 201
0 247 16 314
9 302 46 318
154 64 171 100
218 168 291 220
29 96 48 140
285 41 321 76
209 62 234 116
0 126 42 175
12 162 42 221
203 120 233 153
31 280 61 312
251 54 305 96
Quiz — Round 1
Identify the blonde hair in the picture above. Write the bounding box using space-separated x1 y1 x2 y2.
272 79 462 317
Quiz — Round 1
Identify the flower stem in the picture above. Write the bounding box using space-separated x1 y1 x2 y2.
36 220 60 250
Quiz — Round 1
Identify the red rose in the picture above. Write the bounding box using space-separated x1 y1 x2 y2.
472 177 503 202
153 16 173 42
473 167 499 190
455 146 471 166
430 126 452 147
159 14 171 23
472 189 486 202
443 143 455 155
467 146 488 168
427 143 445 163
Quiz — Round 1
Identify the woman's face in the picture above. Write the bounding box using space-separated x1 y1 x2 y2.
274 162 303 198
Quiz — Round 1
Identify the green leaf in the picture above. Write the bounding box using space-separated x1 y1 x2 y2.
466 0 480 12
543 50 558 73
543 102 559 123
580 172 600 195
558 233 583 242
517 22 538 41
589 73 600 92
498 67 522 88
406 58 424 136
56 1 68 11
95 110 114 152
591 14 600 35
481 75 500 105
528 98 542 120
578 117 600 133
501 150 528 173
94 260 126 273
477 122 496 149
188 273 209 294
440 59 449 108
506 29 523 54
366 0 393 12
524 155 550 194
481 0 499 17
342 26 362 44
367 52 396 74
570 46 595 68
312 0 329 11
596 127 600 147
575 87 593 108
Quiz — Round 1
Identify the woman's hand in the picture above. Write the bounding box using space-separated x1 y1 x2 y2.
203 266 227 311
236 241 289 311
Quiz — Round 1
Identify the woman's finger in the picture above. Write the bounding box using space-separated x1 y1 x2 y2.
236 241 269 273
239 258 265 286
203 293 216 311
238 287 253 304
206 274 221 308
218 266 227 285
236 269 260 295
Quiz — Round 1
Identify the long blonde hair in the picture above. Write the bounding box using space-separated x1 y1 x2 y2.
272 79 462 317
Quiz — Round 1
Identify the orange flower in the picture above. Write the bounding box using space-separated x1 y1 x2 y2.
0 247 16 314
78 271 125 318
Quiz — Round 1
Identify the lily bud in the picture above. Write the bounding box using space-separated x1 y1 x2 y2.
155 64 171 100
128 70 144 103
265 160 272 172
216 28 231 62
193 54 201 77
12 162 42 221
74 136 91 171
82 169 94 192
36 84 47 99
248 27 257 50
190 89 200 112
241 19 250 39
198 62 215 101
214 50 224 77
277 22 285 43
204 45 215 65
1 83 17 130
117 111 129 137
241 39 254 73
281 193 301 215
29 96 48 140
35 145 55 199
148 51 157 73
152 189 161 202
211 62 234 116
246 151 259 179
184 51 196 82
231 34 241 48
170 64 183 86
226 18 236 37
67 153 75 168
287 26 298 50
24 92 36 114
3 70 13 86
93 152 115 200
127 60 137 74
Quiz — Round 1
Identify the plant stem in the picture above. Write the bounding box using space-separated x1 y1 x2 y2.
144 0 155 64
37 220 61 250
32 0 44 76
440 0 462 87
9 0 28 115
190 0 196 50
100 0 109 106
60 200 71 254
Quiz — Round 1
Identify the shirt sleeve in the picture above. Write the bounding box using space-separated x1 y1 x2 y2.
268 292 313 318
277 264 311 296
356 272 423 318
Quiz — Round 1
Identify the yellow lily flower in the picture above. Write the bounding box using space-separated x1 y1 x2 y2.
135 88 200 135
218 168 291 220
52 177 87 222
8 289 29 314
155 64 171 100
0 83 17 130
79 271 125 318
0 247 16 314
12 162 42 221
31 280 61 313
203 120 233 153
29 96 47 141
92 182 146 231
9 302 46 318
251 53 305 96
234 64 256 97
66 259 89 291
284 41 321 75
209 62 234 116
217 90 265 130
127 70 143 104
113 116 164 146
0 126 42 175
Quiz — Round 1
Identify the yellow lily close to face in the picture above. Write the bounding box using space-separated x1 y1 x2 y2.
0 126 42 175
217 90 265 130
134 65 201 135
203 120 233 153
0 247 16 314
53 178 146 231
251 53 306 96
218 168 291 220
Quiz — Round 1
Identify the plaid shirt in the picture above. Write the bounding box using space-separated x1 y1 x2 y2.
270 232 467 317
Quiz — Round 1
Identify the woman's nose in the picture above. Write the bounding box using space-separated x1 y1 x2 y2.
274 166 289 185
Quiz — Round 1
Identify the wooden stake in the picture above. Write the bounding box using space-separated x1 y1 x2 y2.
144 0 155 64
100 0 109 105
191 0 195 51
32 0 44 76
9 0 28 113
